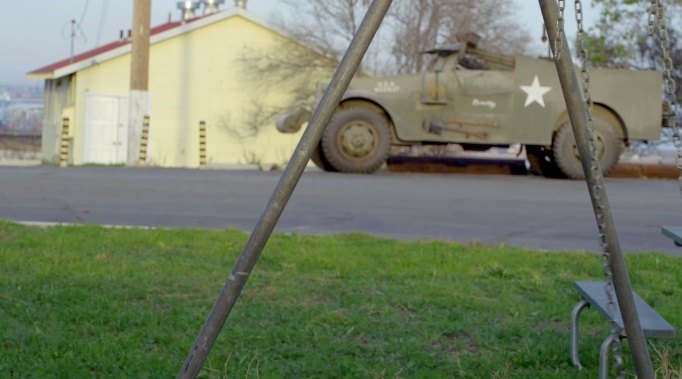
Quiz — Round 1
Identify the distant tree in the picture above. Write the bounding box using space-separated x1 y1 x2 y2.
220 0 371 141
274 0 373 60
388 0 532 73
583 0 682 154
584 0 681 96
272 0 533 75
222 42 337 140
227 0 533 140
588 0 682 72
273 0 533 75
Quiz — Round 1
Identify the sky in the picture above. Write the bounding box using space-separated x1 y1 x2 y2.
0 0 594 86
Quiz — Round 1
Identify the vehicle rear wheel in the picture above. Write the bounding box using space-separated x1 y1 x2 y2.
552 116 622 179
321 107 391 173
310 143 337 172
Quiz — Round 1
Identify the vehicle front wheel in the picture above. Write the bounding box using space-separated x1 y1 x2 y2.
552 117 622 179
310 143 337 172
321 107 391 174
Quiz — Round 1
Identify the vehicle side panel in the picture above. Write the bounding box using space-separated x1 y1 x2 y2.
340 56 662 146
590 69 662 140
509 56 567 145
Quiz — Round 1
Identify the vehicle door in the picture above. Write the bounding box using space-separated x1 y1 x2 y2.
448 64 515 144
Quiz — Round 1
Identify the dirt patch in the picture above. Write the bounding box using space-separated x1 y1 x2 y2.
387 156 527 176
387 155 678 179
0 134 41 161
609 162 678 179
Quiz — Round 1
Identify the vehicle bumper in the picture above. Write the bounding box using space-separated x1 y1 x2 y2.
275 109 312 133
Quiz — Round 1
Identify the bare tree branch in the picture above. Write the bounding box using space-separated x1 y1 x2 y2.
388 0 532 73
227 0 534 140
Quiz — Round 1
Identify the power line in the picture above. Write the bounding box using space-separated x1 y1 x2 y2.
95 0 110 47
75 0 90 46
77 0 90 27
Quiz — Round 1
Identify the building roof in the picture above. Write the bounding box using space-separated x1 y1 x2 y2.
27 7 280 80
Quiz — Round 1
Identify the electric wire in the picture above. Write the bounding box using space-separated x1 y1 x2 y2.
76 0 90 43
77 0 90 27
95 0 110 47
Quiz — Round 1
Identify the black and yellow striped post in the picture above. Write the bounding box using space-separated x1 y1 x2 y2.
59 117 70 167
138 115 150 166
199 121 207 167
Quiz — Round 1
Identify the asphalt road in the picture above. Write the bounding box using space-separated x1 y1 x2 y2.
0 166 680 255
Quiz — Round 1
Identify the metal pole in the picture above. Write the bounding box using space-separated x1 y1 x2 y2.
538 1 654 378
176 1 394 377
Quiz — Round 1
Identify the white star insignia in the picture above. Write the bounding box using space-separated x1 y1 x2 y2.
520 75 552 108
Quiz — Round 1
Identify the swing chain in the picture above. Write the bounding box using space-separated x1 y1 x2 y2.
554 0 566 59
574 0 625 375
648 0 660 34
655 1 678 100
589 156 625 379
575 0 593 118
651 0 682 195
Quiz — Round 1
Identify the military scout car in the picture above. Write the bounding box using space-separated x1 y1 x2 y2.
276 37 664 179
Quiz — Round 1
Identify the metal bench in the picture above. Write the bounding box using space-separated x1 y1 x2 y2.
662 226 682 246
570 280 676 378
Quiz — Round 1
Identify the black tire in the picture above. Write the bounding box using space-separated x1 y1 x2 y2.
321 107 391 173
552 116 622 180
310 143 337 172
526 145 566 178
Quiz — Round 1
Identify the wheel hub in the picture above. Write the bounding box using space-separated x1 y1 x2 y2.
339 121 377 158
571 131 606 162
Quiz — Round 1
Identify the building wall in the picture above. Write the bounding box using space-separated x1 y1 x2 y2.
41 77 75 162
67 14 319 168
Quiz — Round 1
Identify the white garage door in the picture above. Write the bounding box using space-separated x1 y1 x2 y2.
83 94 129 164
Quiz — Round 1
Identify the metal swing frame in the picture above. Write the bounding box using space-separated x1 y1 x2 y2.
657 0 682 246
176 1 656 378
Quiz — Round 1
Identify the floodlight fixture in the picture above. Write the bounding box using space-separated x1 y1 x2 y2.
202 0 225 14
177 0 200 21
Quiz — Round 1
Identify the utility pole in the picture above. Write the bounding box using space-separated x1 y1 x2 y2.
129 0 153 165
130 0 151 90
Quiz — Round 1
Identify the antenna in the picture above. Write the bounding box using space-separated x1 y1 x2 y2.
70 19 76 63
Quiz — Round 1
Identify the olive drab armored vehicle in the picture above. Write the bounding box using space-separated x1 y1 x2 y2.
276 36 665 179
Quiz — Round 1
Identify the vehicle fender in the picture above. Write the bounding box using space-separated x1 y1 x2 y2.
551 104 627 142
337 91 402 142
340 90 394 112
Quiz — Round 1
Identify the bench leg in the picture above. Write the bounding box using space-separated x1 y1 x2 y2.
599 333 619 379
570 299 589 369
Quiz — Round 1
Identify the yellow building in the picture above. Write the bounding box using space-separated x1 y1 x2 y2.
27 7 326 168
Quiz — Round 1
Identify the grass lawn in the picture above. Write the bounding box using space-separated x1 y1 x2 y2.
0 221 680 378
